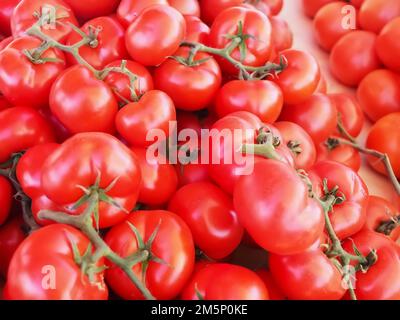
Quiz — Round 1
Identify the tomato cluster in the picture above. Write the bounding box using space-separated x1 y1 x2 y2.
0 0 399 301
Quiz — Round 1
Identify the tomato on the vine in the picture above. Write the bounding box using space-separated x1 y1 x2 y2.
184 15 210 44
0 175 12 226
317 142 361 172
0 0 19 36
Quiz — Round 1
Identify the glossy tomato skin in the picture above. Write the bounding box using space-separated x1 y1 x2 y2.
11 0 78 43
0 176 12 226
215 80 283 123
317 142 361 172
175 162 210 187
200 0 243 26
5 224 108 300
302 0 335 18
0 94 11 112
116 90 176 148
357 69 400 122
208 6 272 75
329 31 380 87
0 106 56 163
359 0 400 34
168 182 244 260
105 210 195 300
366 113 400 179
66 16 128 69
182 263 269 300
184 15 210 44
0 36 66 109
125 5 186 67
0 0 19 36
269 249 346 300
117 0 168 27
377 17 400 73
50 65 118 134
169 0 200 16
273 50 321 105
270 16 293 53
132 148 178 206
256 270 286 300
63 0 120 21
154 50 222 111
259 0 283 15
41 133 142 228
234 159 325 255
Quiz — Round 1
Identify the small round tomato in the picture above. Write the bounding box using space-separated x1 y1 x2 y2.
366 113 400 179
0 0 19 36
182 263 269 300
168 181 244 259
66 16 128 69
169 0 200 16
125 5 186 67
50 65 118 134
270 16 293 53
302 0 335 18
256 270 286 300
4 224 108 300
0 36 66 109
357 69 400 122
0 175 12 226
0 106 55 163
154 49 222 111
215 80 283 123
184 15 210 44
117 0 168 28
272 49 321 105
63 0 120 21
105 210 195 300
317 141 361 172
377 17 400 73
200 0 243 25
329 31 380 87
359 0 400 34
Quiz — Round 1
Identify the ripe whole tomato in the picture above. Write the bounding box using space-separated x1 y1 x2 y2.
0 0 20 36
270 16 293 53
377 17 400 73
0 175 12 226
117 0 168 28
200 0 243 26
105 210 195 300
168 0 200 16
317 142 361 172
358 0 400 34
184 15 210 44
63 0 120 21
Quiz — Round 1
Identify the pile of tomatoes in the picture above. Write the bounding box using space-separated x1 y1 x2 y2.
0 0 399 301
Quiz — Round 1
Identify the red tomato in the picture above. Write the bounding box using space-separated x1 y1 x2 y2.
270 16 293 53
41 133 142 228
0 0 19 36
105 210 195 300
302 0 335 18
168 181 243 259
115 90 176 148
269 249 346 300
357 69 400 122
66 16 128 70
279 94 337 145
175 162 210 187
0 176 12 226
168 0 200 16
63 0 120 21
5 224 108 300
366 113 400 179
377 17 400 73
351 0 364 8
39 107 72 143
125 5 186 67
0 93 11 112
234 159 325 254
256 270 286 300
317 142 361 172
0 106 55 163
215 80 283 123
154 49 222 111
50 65 118 134
0 36 66 109
359 0 400 34
184 15 210 44
132 148 178 206
329 31 380 87
274 121 317 170
0 36 13 51
256 0 283 15
272 49 321 105
310 161 368 239
11 0 78 43
200 0 243 25
181 263 269 300
117 0 168 28
208 6 272 75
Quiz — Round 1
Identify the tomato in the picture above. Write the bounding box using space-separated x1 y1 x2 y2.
329 93 364 137
377 17 400 73
0 217 25 277
256 270 286 300
302 0 335 18
270 16 293 53
274 121 317 170
279 94 337 145
0 36 13 51
182 263 268 300
66 16 128 70
132 148 178 206
317 142 361 172
16 143 59 199
168 181 243 259
116 90 176 148
215 80 283 123
125 5 186 67
200 0 243 25
169 0 200 17
175 162 210 187
357 69 400 122
272 50 321 105
0 0 19 36
50 65 118 134
0 36 66 109
4 224 108 300
117 0 168 28
253 0 283 16
0 175 12 226
234 159 324 254
269 249 346 300
366 113 400 179
310 161 368 239
11 0 78 43
208 6 272 75
351 0 364 8
154 49 221 111
41 133 142 228
0 93 11 112
105 210 195 300
342 230 400 300
359 0 400 34
63 0 120 21
184 15 210 44
39 107 72 142
329 31 380 87
313 1 357 52
0 106 55 163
